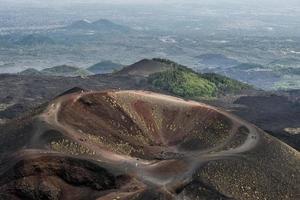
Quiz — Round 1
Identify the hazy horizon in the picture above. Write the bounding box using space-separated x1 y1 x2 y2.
1 0 299 28
0 0 300 90
1 0 300 6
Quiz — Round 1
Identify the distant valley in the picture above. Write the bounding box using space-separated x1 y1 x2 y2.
0 18 300 90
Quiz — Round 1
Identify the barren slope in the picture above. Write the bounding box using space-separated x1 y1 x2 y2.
0 90 299 200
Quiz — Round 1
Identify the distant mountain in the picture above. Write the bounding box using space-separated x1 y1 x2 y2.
67 19 93 30
41 65 92 77
16 34 55 46
87 61 123 74
117 58 175 77
92 19 130 32
116 58 251 98
232 63 300 76
196 53 240 68
203 64 280 90
269 57 300 68
203 61 300 90
275 67 300 76
232 63 265 70
66 19 131 32
19 68 42 76
18 66 92 77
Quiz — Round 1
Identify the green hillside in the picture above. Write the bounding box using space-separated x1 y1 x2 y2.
149 68 217 98
201 73 251 94
148 59 251 98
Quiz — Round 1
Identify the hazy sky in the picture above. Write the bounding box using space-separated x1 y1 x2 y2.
0 0 300 31
1 0 299 6
0 0 299 15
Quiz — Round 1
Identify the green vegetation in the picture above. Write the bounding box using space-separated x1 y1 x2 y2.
201 73 251 94
152 58 184 68
149 58 251 98
149 68 217 98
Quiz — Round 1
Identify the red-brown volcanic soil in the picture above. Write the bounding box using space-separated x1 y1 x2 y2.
0 90 299 200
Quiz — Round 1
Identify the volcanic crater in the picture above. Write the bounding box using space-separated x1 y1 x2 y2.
0 90 299 200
